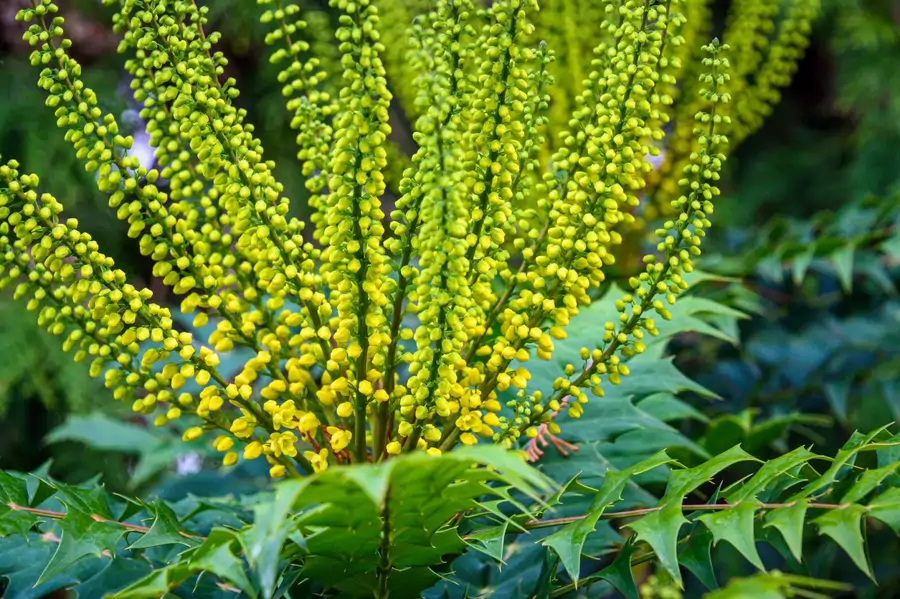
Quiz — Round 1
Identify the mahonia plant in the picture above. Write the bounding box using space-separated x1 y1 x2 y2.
0 0 753 479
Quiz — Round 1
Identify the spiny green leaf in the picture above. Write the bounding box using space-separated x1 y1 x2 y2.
881 234 900 261
0 504 36 537
106 531 255 598
475 498 530 533
841 462 900 504
542 451 674 584
614 355 720 400
626 446 757 586
42 478 114 520
537 474 597 518
465 521 509 562
0 470 28 505
831 242 856 292
340 462 394 507
665 445 759 501
626 504 689 586
106 564 192 599
867 487 900 535
725 447 818 503
0 534 65 599
790 427 892 501
242 478 310 599
453 445 555 499
0 471 37 536
791 243 817 285
596 537 640 599
875 432 900 469
71 558 154 599
187 529 255 597
813 505 873 579
663 296 749 345
698 501 765 571
38 505 126 584
531 551 558 599
764 501 808 562
28 479 56 512
127 500 195 550
679 526 718 590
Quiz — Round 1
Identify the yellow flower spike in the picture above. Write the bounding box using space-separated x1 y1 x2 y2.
1 0 758 474
426 448 442 457
269 464 287 478
222 451 239 467
508 40 733 444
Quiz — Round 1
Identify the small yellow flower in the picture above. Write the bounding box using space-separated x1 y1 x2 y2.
460 432 478 446
305 448 330 473
298 412 321 434
327 427 352 453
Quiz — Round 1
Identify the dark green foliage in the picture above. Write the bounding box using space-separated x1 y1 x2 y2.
3 431 896 598
0 447 550 598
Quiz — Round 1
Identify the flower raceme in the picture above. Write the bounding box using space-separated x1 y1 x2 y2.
0 0 742 477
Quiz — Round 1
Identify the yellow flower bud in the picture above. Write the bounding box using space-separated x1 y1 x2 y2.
182 427 203 442
244 441 263 460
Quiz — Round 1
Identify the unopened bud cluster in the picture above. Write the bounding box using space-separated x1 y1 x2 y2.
2 0 746 476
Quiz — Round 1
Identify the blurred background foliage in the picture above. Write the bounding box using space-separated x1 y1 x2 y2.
1 0 899 597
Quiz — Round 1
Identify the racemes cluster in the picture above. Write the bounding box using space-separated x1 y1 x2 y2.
0 0 779 477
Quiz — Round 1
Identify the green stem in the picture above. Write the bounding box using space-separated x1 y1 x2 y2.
375 489 393 599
